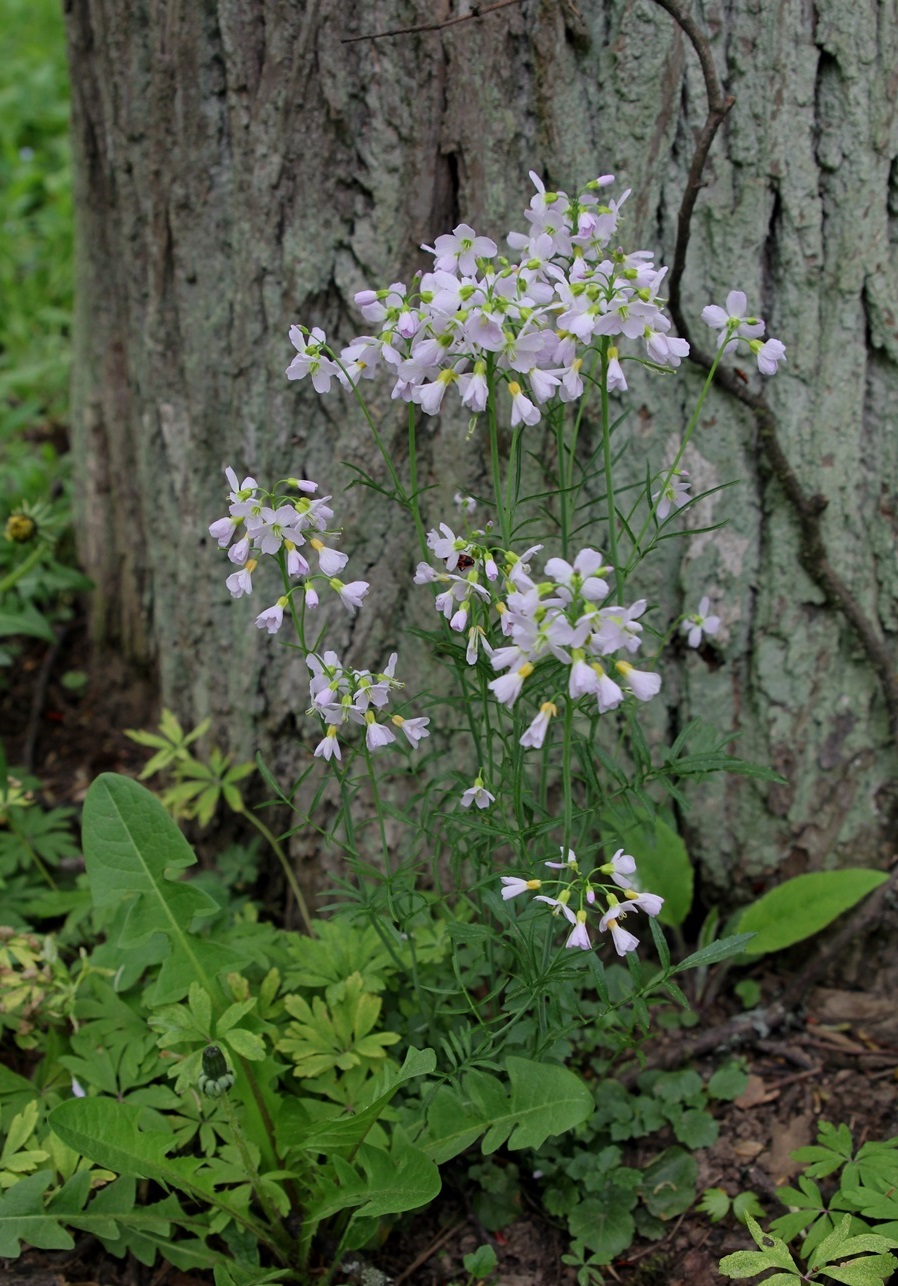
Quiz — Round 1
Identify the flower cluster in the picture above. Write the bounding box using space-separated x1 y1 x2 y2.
416 532 661 748
286 171 691 422
501 845 664 957
209 468 370 628
307 650 430 762
701 290 786 375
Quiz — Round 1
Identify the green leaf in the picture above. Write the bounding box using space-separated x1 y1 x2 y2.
280 1047 436 1154
421 1057 592 1163
0 606 55 642
81 773 246 1003
708 1063 750 1101
672 1108 718 1149
568 1192 637 1262
0 1171 74 1255
300 1130 440 1263
221 1028 266 1060
738 872 888 956
639 1147 697 1219
463 1244 499 1278
672 934 756 972
48 1099 272 1250
719 1250 797 1283
698 1187 732 1222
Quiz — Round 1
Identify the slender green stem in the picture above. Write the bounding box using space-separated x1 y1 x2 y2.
0 543 46 597
218 1090 289 1246
486 363 511 549
599 343 622 599
627 345 725 576
561 701 574 859
555 414 570 557
243 807 314 937
407 404 429 558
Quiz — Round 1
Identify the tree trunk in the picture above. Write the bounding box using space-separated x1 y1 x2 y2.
63 0 898 898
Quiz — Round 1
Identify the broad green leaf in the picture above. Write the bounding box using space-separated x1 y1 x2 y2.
49 1099 273 1250
708 1063 750 1101
738 872 888 956
639 1147 697 1218
354 1134 440 1218
81 773 246 1003
568 1192 637 1262
421 1057 592 1163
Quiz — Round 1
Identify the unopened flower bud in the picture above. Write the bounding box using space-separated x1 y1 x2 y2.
5 513 36 544
198 1045 235 1097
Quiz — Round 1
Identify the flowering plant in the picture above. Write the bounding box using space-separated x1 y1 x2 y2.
215 168 784 967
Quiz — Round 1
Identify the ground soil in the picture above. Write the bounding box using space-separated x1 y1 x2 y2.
3 619 898 1286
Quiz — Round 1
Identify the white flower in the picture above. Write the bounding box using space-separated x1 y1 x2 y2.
520 701 557 749
568 655 599 699
209 515 240 548
228 535 250 566
286 325 340 392
622 889 665 917
500 876 542 900
285 542 310 577
652 470 691 521
465 625 493 666
754 336 786 375
460 780 495 809
454 492 477 515
700 291 765 353
226 565 255 598
606 347 627 391
508 381 540 427
591 601 646 655
545 847 578 871
330 578 369 612
683 596 720 648
427 222 497 275
414 561 441 584
488 663 533 708
255 600 286 634
564 911 591 951
599 911 640 957
365 716 396 751
544 548 610 603
314 726 341 761
615 660 661 702
311 539 349 576
592 663 624 713
602 848 637 888
458 365 489 412
391 715 431 747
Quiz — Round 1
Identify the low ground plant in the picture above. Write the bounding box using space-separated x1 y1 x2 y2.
2 167 883 1285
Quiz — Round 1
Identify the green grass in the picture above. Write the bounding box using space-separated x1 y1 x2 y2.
0 0 72 507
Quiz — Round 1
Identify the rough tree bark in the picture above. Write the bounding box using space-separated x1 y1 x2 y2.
63 0 898 898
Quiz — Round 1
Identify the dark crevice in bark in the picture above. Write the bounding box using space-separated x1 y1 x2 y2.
651 0 898 747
